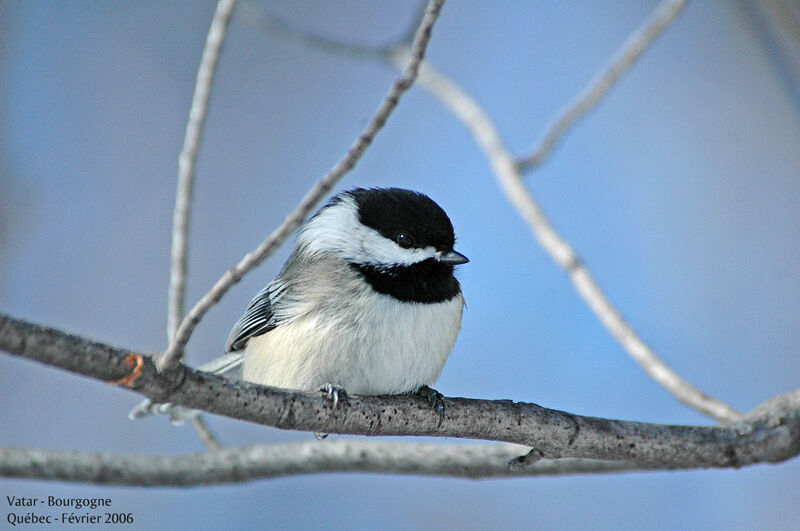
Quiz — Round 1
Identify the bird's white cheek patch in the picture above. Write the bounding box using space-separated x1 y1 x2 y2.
356 235 437 267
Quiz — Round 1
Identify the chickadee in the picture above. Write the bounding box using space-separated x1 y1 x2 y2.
129 187 467 422
229 187 468 398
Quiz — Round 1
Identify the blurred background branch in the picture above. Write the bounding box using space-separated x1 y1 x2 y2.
0 443 641 486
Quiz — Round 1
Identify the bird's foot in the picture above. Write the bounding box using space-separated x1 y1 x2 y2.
321 383 347 409
316 383 348 440
416 385 445 427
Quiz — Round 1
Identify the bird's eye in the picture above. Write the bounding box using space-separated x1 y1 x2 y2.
395 233 415 249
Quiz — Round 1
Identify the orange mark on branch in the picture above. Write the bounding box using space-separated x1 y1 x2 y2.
109 354 144 387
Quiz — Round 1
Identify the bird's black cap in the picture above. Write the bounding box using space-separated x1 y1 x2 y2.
346 187 456 253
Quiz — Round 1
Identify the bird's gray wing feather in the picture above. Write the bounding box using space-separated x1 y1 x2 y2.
130 252 305 423
225 248 307 352
225 283 280 352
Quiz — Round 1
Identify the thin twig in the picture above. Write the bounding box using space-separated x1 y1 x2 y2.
0 443 642 486
168 0 239 342
190 416 224 451
157 0 447 372
517 0 689 170
239 0 422 59
396 53 743 423
168 0 238 448
239 2 386 60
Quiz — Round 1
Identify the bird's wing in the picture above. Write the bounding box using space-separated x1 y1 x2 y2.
130 273 291 424
225 282 281 352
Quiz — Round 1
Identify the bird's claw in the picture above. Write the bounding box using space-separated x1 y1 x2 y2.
416 385 445 427
321 383 347 409
316 384 347 440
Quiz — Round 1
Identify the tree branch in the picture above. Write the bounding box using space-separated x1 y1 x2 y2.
0 443 644 486
239 2 387 60
169 0 238 342
168 0 238 450
189 416 224 451
157 0 447 372
517 0 689 170
2 312 798 480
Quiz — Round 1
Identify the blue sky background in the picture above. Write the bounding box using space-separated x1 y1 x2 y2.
2 1 799 529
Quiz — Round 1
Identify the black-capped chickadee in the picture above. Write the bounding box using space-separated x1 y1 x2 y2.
229 187 468 397
130 187 467 422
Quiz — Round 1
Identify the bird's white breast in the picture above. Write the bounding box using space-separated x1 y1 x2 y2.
242 257 463 395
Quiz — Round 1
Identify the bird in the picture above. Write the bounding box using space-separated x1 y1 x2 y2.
129 187 467 425
227 187 468 404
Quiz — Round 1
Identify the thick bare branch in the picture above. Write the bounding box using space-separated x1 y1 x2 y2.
169 0 238 342
157 0 447 372
2 313 798 477
517 0 689 170
0 443 643 486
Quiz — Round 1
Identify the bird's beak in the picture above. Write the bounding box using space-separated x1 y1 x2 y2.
437 250 469 265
